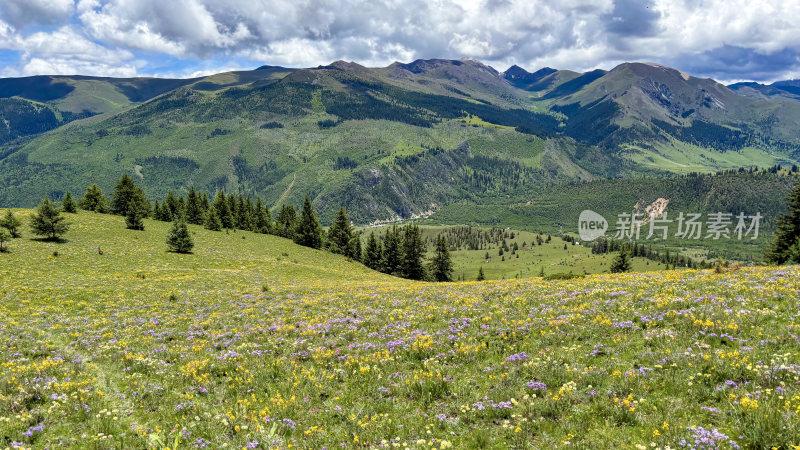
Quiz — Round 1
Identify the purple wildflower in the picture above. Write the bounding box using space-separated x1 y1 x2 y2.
525 381 547 391
506 352 528 362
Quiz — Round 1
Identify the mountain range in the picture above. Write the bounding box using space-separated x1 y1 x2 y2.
1 58 799 223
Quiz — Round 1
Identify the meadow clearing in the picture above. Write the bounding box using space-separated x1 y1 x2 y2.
1 211 799 449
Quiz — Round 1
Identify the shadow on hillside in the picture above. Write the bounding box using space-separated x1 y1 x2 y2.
30 237 70 244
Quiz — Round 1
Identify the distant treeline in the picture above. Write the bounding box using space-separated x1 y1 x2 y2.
591 238 703 269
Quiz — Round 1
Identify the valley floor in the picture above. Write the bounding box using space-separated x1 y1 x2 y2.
1 212 799 448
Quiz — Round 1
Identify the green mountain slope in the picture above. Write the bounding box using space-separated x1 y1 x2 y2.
1 59 799 224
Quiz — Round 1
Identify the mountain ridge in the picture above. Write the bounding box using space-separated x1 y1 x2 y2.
1 58 799 224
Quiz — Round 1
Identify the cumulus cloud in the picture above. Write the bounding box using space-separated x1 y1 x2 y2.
0 0 74 28
0 0 799 82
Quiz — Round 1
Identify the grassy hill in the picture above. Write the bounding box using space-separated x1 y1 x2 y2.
1 210 799 448
0 209 387 289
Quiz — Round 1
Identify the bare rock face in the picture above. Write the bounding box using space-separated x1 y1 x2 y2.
633 197 671 226
358 168 384 188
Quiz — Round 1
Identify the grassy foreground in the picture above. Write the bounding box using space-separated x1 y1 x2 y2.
1 211 800 449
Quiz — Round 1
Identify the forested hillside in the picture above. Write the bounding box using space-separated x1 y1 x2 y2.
1 59 799 226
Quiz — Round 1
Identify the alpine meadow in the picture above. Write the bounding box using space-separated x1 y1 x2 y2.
2 1 800 449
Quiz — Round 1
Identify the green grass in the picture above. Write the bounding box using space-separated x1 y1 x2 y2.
623 140 793 174
1 210 799 448
362 225 667 280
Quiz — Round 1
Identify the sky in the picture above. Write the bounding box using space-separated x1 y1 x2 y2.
0 0 799 83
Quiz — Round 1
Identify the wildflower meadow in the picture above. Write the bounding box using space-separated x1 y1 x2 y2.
1 211 799 449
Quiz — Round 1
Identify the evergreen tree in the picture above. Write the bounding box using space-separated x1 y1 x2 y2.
476 266 485 281
213 192 234 229
400 224 426 280
236 195 253 231
275 205 297 239
186 187 204 225
62 192 77 213
789 239 800 264
381 226 402 274
30 198 69 241
254 198 272 234
199 193 210 217
164 191 182 220
610 250 632 273
327 207 357 258
363 232 383 270
0 228 10 252
204 205 223 231
228 194 239 228
0 210 22 238
125 204 145 230
166 217 194 253
246 196 257 228
430 234 453 282
349 234 362 261
294 196 323 249
765 178 800 264
111 174 137 216
79 184 109 213
125 188 149 230
152 201 164 221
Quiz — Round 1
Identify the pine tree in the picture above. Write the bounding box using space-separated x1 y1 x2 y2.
476 266 485 281
204 205 223 231
610 250 632 273
381 226 401 274
0 210 22 238
275 205 297 239
236 195 253 231
153 201 164 221
294 196 323 249
0 228 10 252
111 174 150 219
363 231 383 270
79 184 109 213
186 187 204 225
30 198 70 241
789 239 800 264
164 191 182 221
124 188 149 230
213 192 234 229
246 196 257 228
400 224 426 280
125 204 145 230
62 192 77 213
430 234 453 282
348 234 362 261
199 193 210 216
254 198 272 234
228 194 239 229
765 178 800 264
166 217 194 253
111 174 137 216
327 207 356 257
